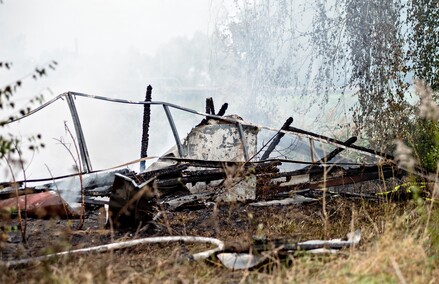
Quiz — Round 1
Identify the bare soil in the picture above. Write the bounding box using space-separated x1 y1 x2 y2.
1 197 410 283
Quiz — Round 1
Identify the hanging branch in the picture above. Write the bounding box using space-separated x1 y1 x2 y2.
0 60 58 104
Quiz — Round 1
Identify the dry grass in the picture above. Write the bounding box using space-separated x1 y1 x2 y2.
281 207 439 283
2 198 439 284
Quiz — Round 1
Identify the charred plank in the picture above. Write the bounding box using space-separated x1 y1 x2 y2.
261 117 294 161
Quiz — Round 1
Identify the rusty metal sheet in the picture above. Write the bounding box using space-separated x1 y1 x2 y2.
0 191 78 219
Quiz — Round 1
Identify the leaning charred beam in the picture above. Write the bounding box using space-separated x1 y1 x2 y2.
261 117 294 160
286 126 394 160
317 136 357 163
217 103 228 116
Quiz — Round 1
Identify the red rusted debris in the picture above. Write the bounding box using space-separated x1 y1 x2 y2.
0 191 78 219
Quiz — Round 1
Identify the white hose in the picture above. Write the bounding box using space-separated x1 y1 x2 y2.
1 236 224 268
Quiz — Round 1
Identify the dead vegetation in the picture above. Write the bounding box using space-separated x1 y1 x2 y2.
2 198 439 283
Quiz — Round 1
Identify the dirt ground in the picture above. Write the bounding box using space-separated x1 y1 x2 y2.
0 196 413 282
1 196 389 259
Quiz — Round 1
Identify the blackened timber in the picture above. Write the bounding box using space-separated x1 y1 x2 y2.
205 98 211 114
258 164 400 182
256 163 346 182
156 171 226 188
256 165 403 199
308 168 397 189
199 102 228 126
161 157 281 171
286 126 394 160
317 136 357 163
156 163 280 188
138 164 188 181
206 97 215 115
151 162 279 189
112 160 403 200
261 117 294 161
217 103 228 116
140 85 153 172
161 157 241 168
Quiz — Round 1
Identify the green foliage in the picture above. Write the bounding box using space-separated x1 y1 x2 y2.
408 0 439 92
407 118 439 172
311 0 439 149
216 0 438 150
0 134 18 157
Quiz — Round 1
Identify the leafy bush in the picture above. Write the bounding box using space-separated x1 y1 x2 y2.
407 118 439 172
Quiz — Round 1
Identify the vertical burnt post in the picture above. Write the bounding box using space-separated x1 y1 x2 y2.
205 98 211 114
140 85 152 172
206 97 215 115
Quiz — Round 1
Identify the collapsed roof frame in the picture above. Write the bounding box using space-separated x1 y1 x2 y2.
6 90 400 179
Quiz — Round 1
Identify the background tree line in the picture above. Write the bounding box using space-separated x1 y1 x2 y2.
1 0 438 172
211 0 438 170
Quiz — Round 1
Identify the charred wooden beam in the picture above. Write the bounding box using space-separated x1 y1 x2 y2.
261 117 294 161
205 98 211 114
157 171 226 188
161 157 279 171
199 100 227 126
139 164 188 181
156 164 279 189
140 85 153 172
317 136 357 163
206 97 215 115
256 165 403 199
286 126 394 160
161 157 241 168
217 103 228 116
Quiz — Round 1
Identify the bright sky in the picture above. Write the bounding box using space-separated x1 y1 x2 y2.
0 0 349 181
0 0 221 180
0 0 213 58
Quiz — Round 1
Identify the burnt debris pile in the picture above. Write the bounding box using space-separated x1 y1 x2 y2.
0 86 434 269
